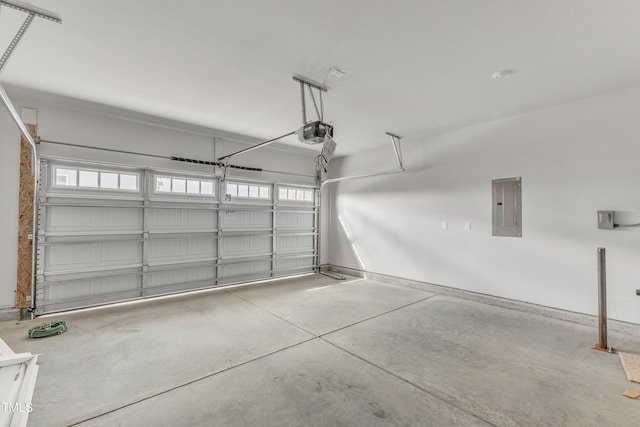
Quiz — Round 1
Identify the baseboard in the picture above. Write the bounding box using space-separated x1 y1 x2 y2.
326 265 640 337
0 308 22 322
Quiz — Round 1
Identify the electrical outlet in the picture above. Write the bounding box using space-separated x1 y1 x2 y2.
598 211 614 230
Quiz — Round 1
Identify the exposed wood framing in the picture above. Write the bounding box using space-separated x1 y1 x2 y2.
16 123 36 308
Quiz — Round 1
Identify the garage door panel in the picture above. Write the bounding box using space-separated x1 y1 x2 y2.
276 211 314 228
148 208 217 232
275 235 314 253
219 259 271 279
147 235 217 263
220 235 271 258
220 210 271 230
147 238 184 261
45 241 142 272
274 255 315 272
39 275 142 313
103 208 143 227
47 206 95 229
188 237 216 257
102 241 143 262
146 265 216 295
47 206 143 234
149 208 182 227
187 209 216 227
47 242 93 268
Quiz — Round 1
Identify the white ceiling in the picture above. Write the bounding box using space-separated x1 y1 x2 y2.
2 0 640 157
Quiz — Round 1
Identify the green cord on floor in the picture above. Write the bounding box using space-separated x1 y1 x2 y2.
28 321 68 338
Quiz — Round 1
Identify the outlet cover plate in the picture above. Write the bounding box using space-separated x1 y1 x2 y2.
597 211 614 230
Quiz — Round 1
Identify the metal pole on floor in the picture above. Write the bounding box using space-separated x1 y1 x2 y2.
597 247 608 349
594 247 614 352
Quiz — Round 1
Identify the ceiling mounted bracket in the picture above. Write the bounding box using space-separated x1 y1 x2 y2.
0 11 33 72
0 0 61 163
320 131 405 190
385 132 404 170
293 74 328 125
0 1 61 72
292 74 329 93
0 0 61 22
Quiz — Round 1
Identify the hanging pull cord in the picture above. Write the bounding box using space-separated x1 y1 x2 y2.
221 158 230 182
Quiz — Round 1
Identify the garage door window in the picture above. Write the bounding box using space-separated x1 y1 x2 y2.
278 186 314 203
54 166 139 191
155 176 216 196
225 182 271 201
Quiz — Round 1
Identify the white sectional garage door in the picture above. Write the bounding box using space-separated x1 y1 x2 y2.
35 159 317 314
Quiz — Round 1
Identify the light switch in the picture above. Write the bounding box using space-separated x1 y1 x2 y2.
465 222 471 231
441 221 448 230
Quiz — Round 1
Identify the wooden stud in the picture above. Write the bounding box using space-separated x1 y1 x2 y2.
16 123 36 308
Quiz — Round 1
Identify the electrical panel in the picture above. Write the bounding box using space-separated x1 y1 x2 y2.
492 177 522 237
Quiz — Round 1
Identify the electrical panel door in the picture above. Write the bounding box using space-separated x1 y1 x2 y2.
492 177 522 237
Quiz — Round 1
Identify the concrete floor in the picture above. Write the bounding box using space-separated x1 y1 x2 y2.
2 273 640 426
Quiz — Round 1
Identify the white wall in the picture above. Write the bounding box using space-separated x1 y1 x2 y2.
0 86 317 309
326 85 640 325
0 105 20 307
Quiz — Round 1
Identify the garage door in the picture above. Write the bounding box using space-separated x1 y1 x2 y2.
34 158 317 314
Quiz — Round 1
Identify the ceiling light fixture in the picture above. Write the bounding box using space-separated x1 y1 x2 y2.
492 69 518 79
